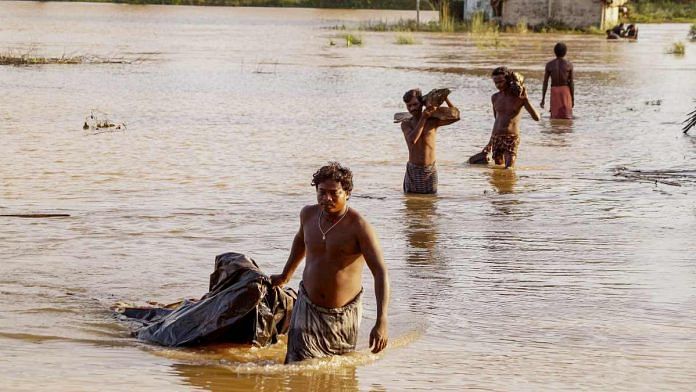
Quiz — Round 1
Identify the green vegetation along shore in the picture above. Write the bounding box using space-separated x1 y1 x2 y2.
626 0 696 23
44 0 425 9
34 0 696 22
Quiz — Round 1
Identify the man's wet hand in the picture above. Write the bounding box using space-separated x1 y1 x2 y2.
540 99 545 108
423 105 437 118
270 274 287 287
369 321 388 353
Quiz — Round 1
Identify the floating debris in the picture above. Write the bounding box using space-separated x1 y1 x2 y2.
83 109 126 134
0 214 70 218
644 99 662 106
613 167 696 187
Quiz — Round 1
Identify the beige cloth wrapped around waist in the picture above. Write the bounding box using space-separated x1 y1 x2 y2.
284 282 363 364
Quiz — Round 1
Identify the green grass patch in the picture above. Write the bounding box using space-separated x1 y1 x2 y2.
504 17 528 34
54 0 422 9
341 33 363 46
394 33 417 44
666 41 685 55
0 50 132 66
624 0 696 23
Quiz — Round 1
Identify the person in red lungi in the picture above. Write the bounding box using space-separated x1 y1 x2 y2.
540 42 574 119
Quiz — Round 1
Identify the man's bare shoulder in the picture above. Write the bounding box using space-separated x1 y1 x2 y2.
299 204 318 222
347 208 375 232
401 121 411 132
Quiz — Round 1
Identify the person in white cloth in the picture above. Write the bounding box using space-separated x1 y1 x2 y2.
271 162 390 363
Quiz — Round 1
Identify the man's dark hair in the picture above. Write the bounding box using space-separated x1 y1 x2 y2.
403 88 423 104
312 162 353 193
491 66 510 77
554 42 567 57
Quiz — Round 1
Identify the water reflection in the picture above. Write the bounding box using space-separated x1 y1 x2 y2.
488 169 518 195
173 363 359 392
403 195 438 267
486 169 526 219
539 118 574 148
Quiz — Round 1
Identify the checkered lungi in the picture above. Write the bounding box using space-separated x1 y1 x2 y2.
403 161 438 194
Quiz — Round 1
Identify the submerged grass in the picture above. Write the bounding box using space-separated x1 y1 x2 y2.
504 17 528 34
342 33 363 46
349 16 603 35
690 23 696 40
439 0 454 33
394 33 417 45
666 41 685 55
0 50 134 66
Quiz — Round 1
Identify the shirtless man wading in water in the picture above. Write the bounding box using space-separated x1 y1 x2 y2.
271 162 390 363
485 67 540 168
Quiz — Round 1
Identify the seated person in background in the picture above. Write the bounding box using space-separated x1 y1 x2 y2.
625 24 638 39
606 23 625 40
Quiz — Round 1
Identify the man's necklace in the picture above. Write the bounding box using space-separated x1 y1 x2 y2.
318 206 349 241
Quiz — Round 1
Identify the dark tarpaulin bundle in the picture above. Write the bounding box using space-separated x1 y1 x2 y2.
119 252 296 347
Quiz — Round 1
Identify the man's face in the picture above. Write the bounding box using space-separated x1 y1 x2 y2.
406 96 423 116
316 180 349 213
493 74 507 92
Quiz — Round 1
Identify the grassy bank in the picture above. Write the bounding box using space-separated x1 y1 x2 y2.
625 0 696 23
45 0 426 9
336 15 603 35
0 50 136 65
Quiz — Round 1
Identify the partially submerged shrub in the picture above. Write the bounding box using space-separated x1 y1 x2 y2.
514 17 528 34
667 41 685 55
395 34 417 45
343 33 363 46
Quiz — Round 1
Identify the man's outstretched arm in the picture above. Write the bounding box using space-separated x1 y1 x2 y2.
358 219 390 354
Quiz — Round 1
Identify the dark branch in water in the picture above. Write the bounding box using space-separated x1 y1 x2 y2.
0 214 71 218
683 108 696 134
612 167 696 187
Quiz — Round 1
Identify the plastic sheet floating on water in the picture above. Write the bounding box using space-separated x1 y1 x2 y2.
83 109 126 134
115 252 297 348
